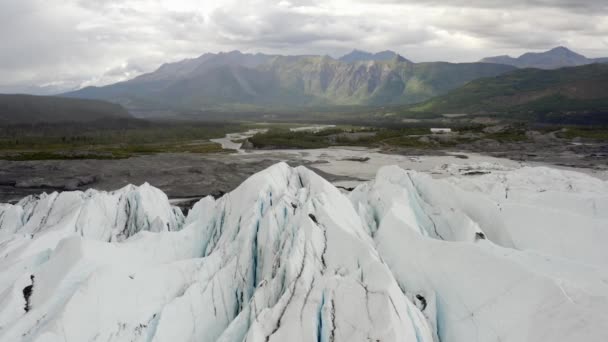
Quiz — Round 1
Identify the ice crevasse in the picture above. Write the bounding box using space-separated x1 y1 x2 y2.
0 162 607 342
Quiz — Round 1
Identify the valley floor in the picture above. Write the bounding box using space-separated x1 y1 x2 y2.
1 124 607 203
1 145 606 205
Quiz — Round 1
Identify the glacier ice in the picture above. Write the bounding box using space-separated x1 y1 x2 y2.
0 162 607 342
350 166 608 341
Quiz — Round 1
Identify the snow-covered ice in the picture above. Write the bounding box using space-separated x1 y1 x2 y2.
1 162 607 341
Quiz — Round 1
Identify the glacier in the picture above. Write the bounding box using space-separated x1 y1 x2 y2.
0 162 607 342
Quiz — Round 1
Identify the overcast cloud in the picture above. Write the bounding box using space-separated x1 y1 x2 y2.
1 0 607 94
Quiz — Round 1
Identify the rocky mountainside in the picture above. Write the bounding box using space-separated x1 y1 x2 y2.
481 46 608 69
258 55 515 106
1 162 607 341
63 51 514 111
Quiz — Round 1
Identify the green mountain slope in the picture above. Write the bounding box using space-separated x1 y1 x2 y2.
0 94 131 124
412 64 608 118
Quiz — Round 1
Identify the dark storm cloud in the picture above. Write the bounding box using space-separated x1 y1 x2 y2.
0 0 606 93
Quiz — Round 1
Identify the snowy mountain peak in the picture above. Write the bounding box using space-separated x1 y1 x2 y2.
1 162 607 341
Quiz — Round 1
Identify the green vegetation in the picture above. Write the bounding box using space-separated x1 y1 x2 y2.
3 151 125 161
0 121 241 160
249 128 347 149
247 124 533 150
0 94 130 124
2 142 227 161
557 127 608 140
1 111 602 162
454 124 530 142
249 126 437 149
412 64 608 123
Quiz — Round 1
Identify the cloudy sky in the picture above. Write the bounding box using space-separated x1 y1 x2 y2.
1 0 607 94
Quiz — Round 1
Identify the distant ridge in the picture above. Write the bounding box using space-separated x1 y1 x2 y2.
480 46 608 69
0 94 130 124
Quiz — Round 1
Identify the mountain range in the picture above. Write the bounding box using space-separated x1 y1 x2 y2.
64 50 515 111
480 46 608 70
52 46 608 119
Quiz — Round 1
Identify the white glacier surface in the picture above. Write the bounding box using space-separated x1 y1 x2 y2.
0 162 607 342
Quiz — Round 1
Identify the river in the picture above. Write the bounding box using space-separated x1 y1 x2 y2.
212 128 608 186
